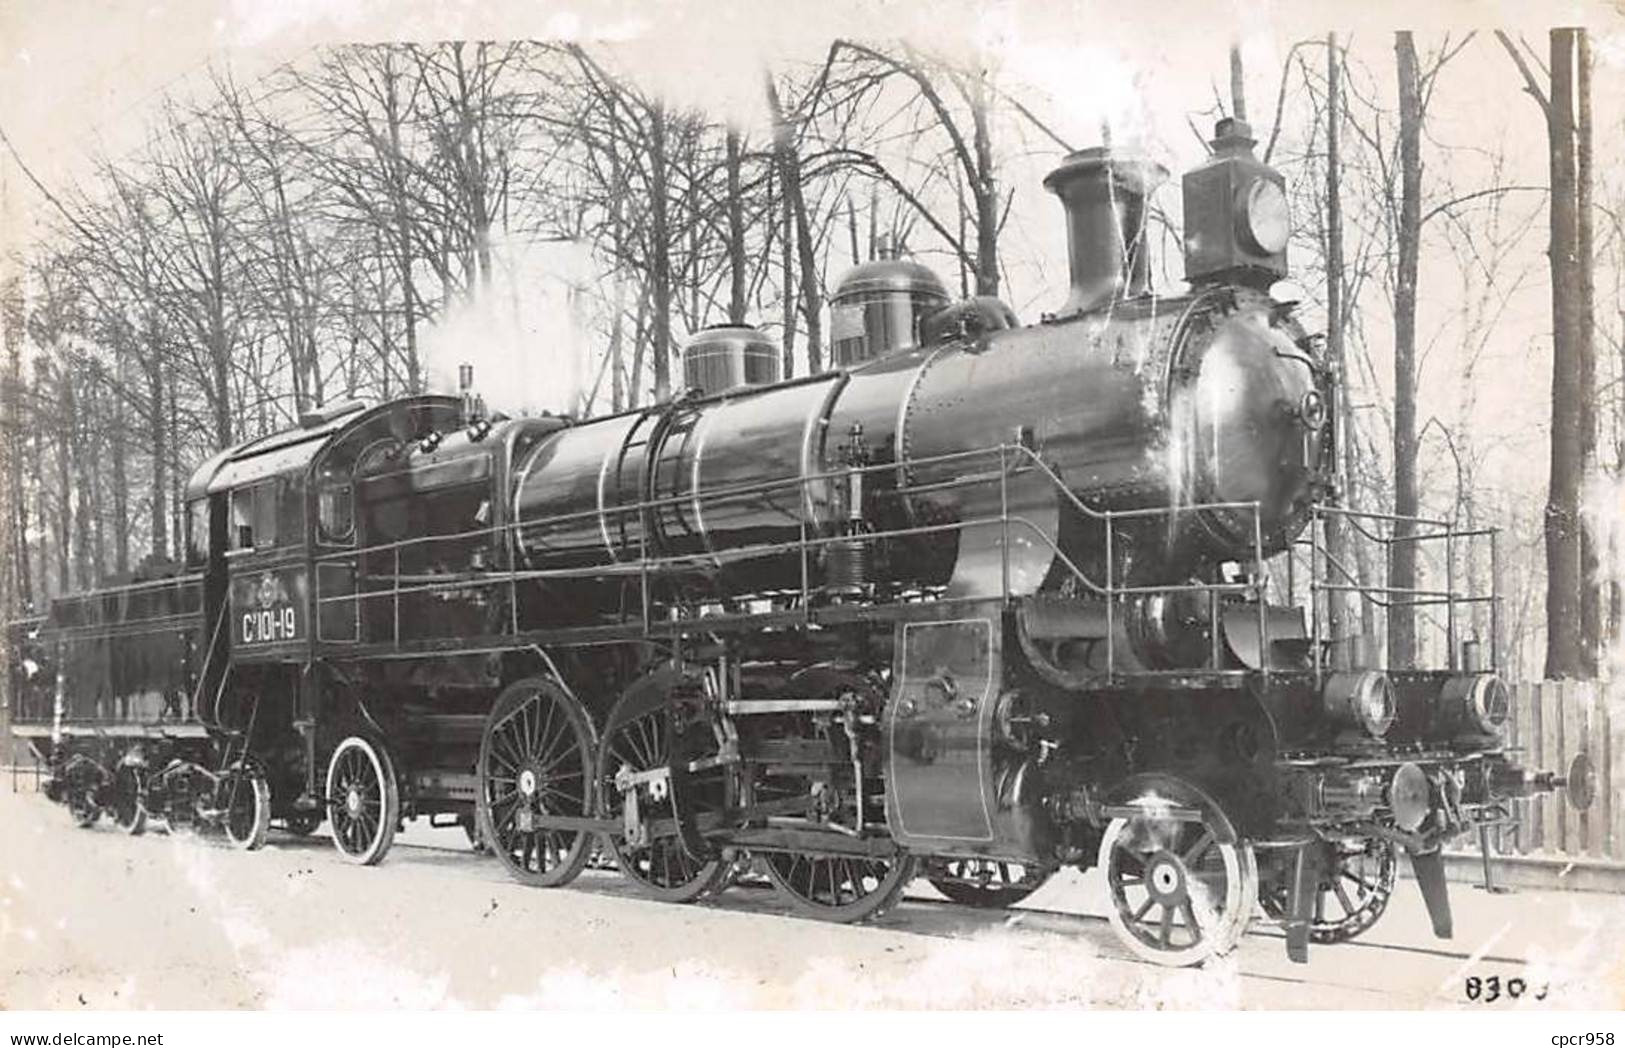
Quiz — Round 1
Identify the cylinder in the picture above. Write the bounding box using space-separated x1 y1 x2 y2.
1042 147 1167 316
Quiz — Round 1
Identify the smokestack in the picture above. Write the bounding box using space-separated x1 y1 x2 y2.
1042 147 1167 316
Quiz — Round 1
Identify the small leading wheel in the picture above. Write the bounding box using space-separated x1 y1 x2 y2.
110 764 148 836
325 735 400 865
281 811 323 837
477 677 597 887
597 673 730 903
220 767 271 851
926 857 1055 909
1259 838 1397 944
1100 794 1258 967
762 851 917 922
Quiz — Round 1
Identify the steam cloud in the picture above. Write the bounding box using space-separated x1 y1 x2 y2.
419 235 601 420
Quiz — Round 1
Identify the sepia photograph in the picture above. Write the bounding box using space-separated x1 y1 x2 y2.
0 0 1622 1029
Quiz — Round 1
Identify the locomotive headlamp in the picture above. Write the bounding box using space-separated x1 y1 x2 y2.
1182 119 1290 286
1439 673 1511 736
1239 179 1290 255
1388 762 1432 832
1298 390 1327 430
1322 671 1396 738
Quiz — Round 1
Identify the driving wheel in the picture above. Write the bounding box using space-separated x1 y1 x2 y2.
477 676 597 887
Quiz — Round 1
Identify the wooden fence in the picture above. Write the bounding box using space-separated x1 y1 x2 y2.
1496 680 1623 861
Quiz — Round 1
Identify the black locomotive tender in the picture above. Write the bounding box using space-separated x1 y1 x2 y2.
9 118 1593 967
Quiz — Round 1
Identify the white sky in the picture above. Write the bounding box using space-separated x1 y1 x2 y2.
4 0 1625 513
1 0 1619 193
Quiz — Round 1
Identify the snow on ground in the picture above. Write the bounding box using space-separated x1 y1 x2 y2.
2 788 1622 1009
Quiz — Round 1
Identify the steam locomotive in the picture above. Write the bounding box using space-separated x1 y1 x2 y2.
8 117 1592 967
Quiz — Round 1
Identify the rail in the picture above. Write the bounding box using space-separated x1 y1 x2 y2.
310 441 1272 680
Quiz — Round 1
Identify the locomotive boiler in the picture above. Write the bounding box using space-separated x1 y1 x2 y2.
9 116 1590 968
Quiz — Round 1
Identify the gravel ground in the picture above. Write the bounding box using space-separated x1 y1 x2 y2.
2 787 1623 1009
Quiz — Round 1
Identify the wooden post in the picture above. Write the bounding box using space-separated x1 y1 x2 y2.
1605 685 1618 857
1529 681 1546 851
1544 682 1564 852
1564 680 1587 853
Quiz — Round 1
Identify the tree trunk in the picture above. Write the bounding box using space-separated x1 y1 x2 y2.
52 366 72 593
2 277 29 610
82 377 106 582
146 352 167 562
868 182 879 260
765 75 821 372
70 377 92 589
969 72 999 297
1230 43 1248 121
727 128 748 325
1389 32 1423 669
169 382 182 562
955 164 970 297
628 277 651 408
776 166 797 379
1544 28 1586 679
1576 28 1599 675
109 391 129 576
1322 32 1352 657
609 272 628 413
648 101 673 399
383 55 422 394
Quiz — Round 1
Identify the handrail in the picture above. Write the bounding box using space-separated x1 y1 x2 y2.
315 511 1263 609
315 441 1256 577
1306 503 1499 679
44 572 205 601
311 438 1273 678
311 440 1268 598
185 607 232 728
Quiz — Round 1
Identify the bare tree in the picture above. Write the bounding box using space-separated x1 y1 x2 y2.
1389 32 1424 667
1 273 30 609
765 71 824 373
1498 28 1599 678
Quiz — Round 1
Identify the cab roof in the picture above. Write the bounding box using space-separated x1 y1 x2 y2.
181 396 462 501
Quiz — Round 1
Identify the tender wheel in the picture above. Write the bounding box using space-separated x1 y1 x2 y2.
221 768 271 851
110 765 147 836
325 735 400 865
477 677 597 887
1259 838 1396 944
597 672 730 902
281 811 323 837
762 850 916 922
1100 792 1258 967
926 857 1054 909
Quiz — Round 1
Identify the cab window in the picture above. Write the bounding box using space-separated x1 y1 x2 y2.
316 473 355 544
229 482 279 551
